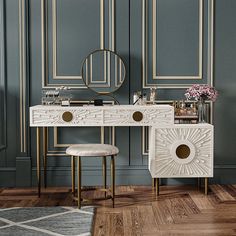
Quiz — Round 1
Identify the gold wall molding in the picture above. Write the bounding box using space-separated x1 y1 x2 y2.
142 0 214 88
153 0 203 80
42 0 116 88
109 0 115 51
52 0 105 81
42 0 105 88
19 0 27 152
0 0 7 151
46 126 115 156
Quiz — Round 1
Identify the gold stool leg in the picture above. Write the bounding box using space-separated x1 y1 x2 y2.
152 178 156 188
43 127 47 188
77 156 81 208
71 156 75 196
103 156 107 198
155 178 159 196
111 155 115 208
205 178 208 195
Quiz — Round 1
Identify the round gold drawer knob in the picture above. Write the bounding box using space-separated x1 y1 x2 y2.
132 111 143 122
62 111 73 122
176 144 191 159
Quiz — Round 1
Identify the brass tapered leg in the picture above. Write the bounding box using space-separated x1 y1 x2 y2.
152 178 156 188
155 178 159 196
77 156 81 208
111 155 115 208
43 127 47 188
103 156 107 198
36 127 41 197
112 127 115 146
205 178 208 195
71 156 75 196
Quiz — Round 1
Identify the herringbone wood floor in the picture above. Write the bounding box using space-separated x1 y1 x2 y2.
0 184 236 235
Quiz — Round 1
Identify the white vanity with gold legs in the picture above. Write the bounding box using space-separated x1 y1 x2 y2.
30 104 214 197
30 104 174 197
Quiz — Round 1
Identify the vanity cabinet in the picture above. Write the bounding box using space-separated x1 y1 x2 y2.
148 124 214 178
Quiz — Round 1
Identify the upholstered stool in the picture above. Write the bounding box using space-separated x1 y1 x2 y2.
66 144 119 208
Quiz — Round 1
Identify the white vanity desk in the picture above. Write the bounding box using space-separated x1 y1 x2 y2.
30 104 213 197
30 104 174 196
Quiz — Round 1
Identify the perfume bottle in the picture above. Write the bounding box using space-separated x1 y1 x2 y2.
149 87 157 104
179 100 187 115
133 91 142 105
192 102 197 115
133 92 139 104
142 93 147 105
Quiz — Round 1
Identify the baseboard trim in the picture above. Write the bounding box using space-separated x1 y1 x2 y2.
1 165 236 187
16 157 31 187
0 168 16 187
214 165 236 169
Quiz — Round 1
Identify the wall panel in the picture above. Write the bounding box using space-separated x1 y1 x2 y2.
1 0 236 187
30 0 131 186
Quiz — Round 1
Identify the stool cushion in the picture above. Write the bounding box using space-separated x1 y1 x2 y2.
66 144 119 157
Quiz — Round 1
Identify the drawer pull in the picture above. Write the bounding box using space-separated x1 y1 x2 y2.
62 111 73 122
175 144 190 159
132 111 143 122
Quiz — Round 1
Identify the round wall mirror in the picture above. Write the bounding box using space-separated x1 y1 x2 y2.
81 49 126 94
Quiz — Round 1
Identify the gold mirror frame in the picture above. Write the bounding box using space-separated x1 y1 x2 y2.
81 49 126 95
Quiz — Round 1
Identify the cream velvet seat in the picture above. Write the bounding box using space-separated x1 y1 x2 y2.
66 144 119 208
66 144 119 157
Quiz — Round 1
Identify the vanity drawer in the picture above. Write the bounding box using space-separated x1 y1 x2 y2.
103 107 174 126
30 107 103 127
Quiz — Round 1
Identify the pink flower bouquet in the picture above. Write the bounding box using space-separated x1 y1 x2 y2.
185 84 218 101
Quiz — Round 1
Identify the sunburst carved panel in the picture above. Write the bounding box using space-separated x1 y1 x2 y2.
149 124 214 178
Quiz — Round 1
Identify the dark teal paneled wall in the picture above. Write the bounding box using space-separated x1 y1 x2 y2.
213 0 236 183
0 0 236 187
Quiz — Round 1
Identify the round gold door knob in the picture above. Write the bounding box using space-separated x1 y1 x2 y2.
132 111 143 122
62 111 73 122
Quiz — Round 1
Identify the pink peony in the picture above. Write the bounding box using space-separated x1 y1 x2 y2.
185 84 218 102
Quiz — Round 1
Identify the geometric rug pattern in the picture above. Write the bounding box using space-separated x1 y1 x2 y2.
0 206 94 236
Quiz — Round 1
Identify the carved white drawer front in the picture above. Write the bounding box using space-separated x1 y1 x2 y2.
103 106 174 126
30 107 103 126
30 105 174 127
149 124 214 178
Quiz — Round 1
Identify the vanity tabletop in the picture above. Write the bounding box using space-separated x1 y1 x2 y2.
30 104 173 110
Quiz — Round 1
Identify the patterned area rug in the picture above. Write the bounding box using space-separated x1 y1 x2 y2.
0 206 94 236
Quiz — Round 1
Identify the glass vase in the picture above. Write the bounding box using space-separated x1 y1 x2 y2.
198 98 207 123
